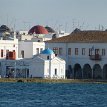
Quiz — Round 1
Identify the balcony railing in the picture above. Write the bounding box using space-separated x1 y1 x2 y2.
90 54 101 60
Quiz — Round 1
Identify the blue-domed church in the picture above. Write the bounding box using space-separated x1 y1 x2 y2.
1 48 66 79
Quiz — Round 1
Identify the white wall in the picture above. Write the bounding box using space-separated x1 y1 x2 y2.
29 61 44 78
0 39 18 59
19 31 28 35
18 41 33 58
46 42 107 69
44 61 50 77
18 41 45 58
33 42 45 55
67 42 107 68
50 59 65 79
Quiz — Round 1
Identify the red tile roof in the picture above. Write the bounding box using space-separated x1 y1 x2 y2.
46 31 107 43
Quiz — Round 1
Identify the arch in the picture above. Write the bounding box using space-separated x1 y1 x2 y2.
103 64 107 79
66 65 73 79
93 64 102 79
83 64 92 79
74 64 82 79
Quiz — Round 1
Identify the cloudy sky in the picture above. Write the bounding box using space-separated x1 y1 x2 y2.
0 0 107 32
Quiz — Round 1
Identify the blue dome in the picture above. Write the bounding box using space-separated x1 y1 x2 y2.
41 49 54 54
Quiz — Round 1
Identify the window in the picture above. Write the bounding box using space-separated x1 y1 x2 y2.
1 49 3 57
82 48 85 55
27 69 29 78
53 48 58 55
21 50 24 58
75 48 78 55
102 49 105 56
95 49 99 55
13 50 15 52
13 44 15 47
36 48 39 54
55 69 57 75
89 48 92 56
59 48 62 55
68 48 71 55
47 56 49 60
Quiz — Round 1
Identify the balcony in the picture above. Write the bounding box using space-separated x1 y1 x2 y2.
90 54 101 60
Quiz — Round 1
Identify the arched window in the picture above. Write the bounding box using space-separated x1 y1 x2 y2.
103 64 107 79
47 56 49 60
74 63 82 79
93 64 102 79
83 64 92 79
55 69 57 75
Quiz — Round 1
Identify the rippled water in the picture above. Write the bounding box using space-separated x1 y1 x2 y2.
0 83 107 107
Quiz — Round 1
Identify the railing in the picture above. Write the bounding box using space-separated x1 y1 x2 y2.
90 54 101 60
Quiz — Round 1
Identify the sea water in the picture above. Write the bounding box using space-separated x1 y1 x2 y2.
0 83 107 107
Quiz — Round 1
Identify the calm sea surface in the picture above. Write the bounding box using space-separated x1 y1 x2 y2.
0 82 107 107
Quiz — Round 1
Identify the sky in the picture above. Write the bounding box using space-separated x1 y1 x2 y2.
0 0 107 33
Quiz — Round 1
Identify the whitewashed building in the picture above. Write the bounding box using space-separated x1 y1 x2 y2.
45 30 107 79
0 38 18 59
0 49 65 79
18 40 45 58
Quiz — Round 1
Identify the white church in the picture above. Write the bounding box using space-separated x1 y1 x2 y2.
0 48 65 79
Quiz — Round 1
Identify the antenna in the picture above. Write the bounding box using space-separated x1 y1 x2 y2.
13 18 16 31
59 24 62 33
99 24 101 30
53 20 58 31
101 25 104 31
80 22 84 30
72 19 75 30
65 22 68 33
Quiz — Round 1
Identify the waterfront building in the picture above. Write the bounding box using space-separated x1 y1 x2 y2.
0 24 66 79
45 30 107 79
18 40 45 58
0 49 65 79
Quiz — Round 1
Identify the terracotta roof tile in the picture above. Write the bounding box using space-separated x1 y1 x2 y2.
46 31 107 43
